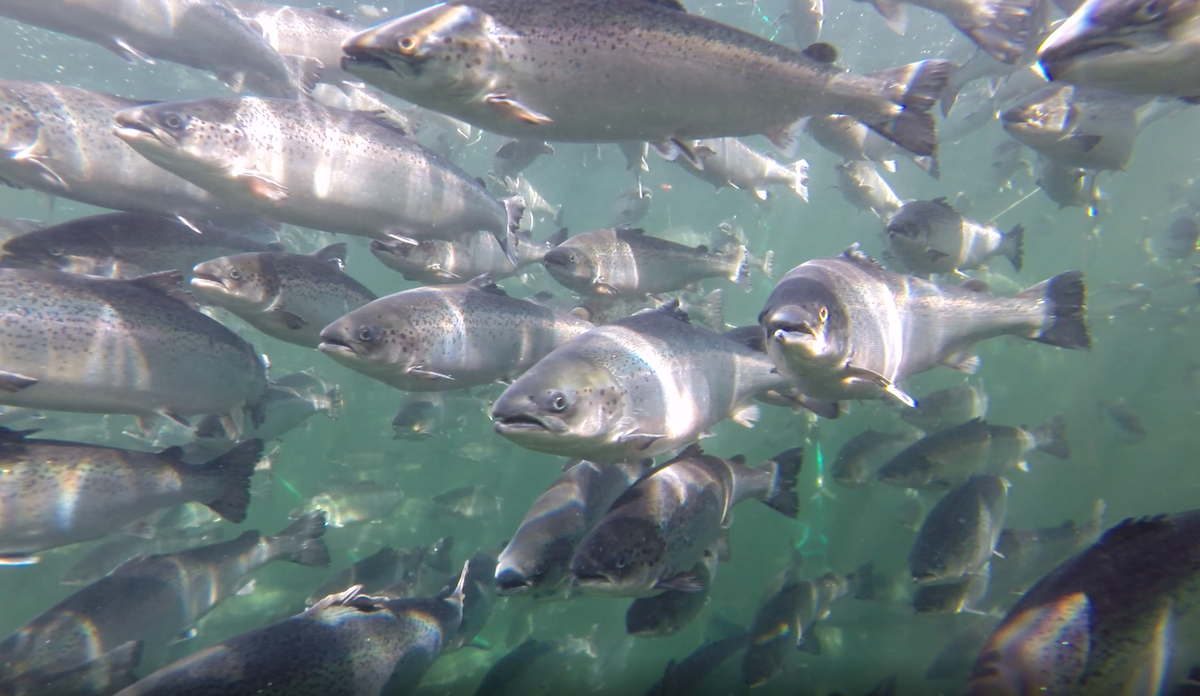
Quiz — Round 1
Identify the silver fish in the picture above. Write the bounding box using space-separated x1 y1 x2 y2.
830 429 922 485
854 0 1039 64
0 269 268 429
674 139 810 202
759 245 1090 406
569 445 801 597
342 0 950 156
432 485 502 520
491 302 794 462
781 0 824 48
61 525 226 587
319 276 593 392
487 173 564 228
618 142 650 173
0 0 313 97
1035 156 1101 211
290 481 403 528
0 512 329 681
0 640 142 696
899 384 989 432
224 1 365 85
495 459 652 599
191 244 378 349
908 474 1008 585
834 160 905 220
625 554 718 637
964 510 1200 694
113 576 466 696
112 97 524 264
0 213 279 279
0 80 245 219
0 431 260 566
1001 83 1144 171
542 227 747 297
613 187 653 226
371 228 566 285
885 198 1024 276
490 139 555 180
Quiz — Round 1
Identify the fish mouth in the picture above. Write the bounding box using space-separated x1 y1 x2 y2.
570 571 613 589
341 47 423 78
112 112 168 146
493 413 557 434
769 321 816 340
189 272 226 291
494 568 534 595
912 572 941 585
318 338 358 359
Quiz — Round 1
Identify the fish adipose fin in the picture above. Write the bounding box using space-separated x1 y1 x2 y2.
1026 271 1090 350
867 60 952 157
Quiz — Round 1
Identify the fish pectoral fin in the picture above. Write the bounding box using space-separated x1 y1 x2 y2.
0 554 39 566
121 519 157 539
429 264 462 281
406 366 455 381
925 248 950 261
0 370 39 393
157 411 191 428
1070 134 1102 152
731 403 761 428
385 232 419 246
483 93 553 125
843 365 917 407
654 572 705 593
561 457 583 472
651 139 702 170
232 169 290 202
941 351 981 374
869 0 907 34
593 281 619 296
170 627 199 645
110 37 155 64
798 397 840 420
271 307 310 330
235 578 258 596
615 432 664 451
13 154 70 191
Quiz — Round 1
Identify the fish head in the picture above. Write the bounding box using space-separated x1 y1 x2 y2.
368 239 435 274
760 275 849 381
190 253 278 312
876 453 933 489
342 5 500 103
492 351 627 458
318 300 413 381
542 245 597 291
1001 85 1076 146
392 398 440 440
1037 0 1200 92
569 516 665 597
494 534 570 596
0 226 108 274
113 100 250 186
962 593 1091 695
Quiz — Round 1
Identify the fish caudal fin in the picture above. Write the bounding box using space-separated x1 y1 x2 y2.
763 447 804 518
915 154 940 180
695 289 726 331
1003 224 1024 272
501 196 526 265
1031 271 1090 350
788 159 810 202
270 510 331 567
325 385 343 421
963 0 1039 65
728 244 750 289
868 60 952 157
199 438 262 523
760 249 775 280
1033 414 1070 459
849 561 876 600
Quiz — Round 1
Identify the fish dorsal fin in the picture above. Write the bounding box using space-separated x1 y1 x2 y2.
638 0 687 10
729 454 746 465
312 243 348 270
802 42 838 63
1097 515 1174 548
128 271 201 310
840 243 885 271
476 177 487 188
313 6 350 20
0 426 38 443
467 274 507 296
615 224 646 235
931 196 955 210
157 446 185 462
671 443 705 462
696 244 709 253
655 298 691 324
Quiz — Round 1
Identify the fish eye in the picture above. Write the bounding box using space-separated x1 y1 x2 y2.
1133 0 1168 22
161 112 187 130
47 246 63 257
568 253 579 263
228 269 242 280
819 306 828 323
357 326 377 342
398 36 418 53
550 392 569 412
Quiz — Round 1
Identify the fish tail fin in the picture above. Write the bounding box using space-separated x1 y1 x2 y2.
763 447 804 518
199 438 262 523
1029 270 1090 350
915 154 941 180
964 0 1039 65
849 561 876 600
1089 499 1107 531
788 159 810 202
1033 413 1070 459
760 249 776 279
284 54 323 98
1003 224 1024 272
939 71 964 118
501 196 526 265
64 640 143 695
324 385 342 420
867 59 952 157
270 510 330 567
728 244 750 289
554 203 566 228
695 288 725 331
